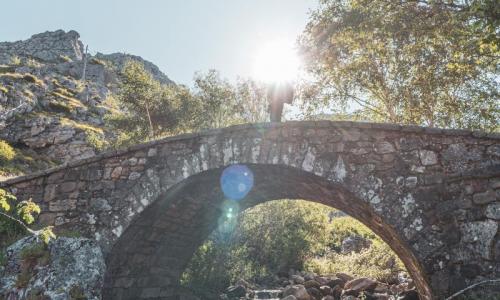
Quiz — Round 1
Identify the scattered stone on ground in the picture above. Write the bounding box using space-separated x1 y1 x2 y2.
219 270 418 299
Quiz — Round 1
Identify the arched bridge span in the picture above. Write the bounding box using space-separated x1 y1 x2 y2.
1 121 499 299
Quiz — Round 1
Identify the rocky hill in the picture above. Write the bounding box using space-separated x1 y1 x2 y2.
0 30 173 180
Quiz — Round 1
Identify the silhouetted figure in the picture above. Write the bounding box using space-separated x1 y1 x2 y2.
267 82 294 122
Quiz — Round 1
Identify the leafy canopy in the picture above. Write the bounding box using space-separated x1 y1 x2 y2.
299 0 499 130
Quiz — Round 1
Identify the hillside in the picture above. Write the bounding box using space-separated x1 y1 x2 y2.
0 30 173 179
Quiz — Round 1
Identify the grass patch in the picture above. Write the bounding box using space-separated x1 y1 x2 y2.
90 57 107 66
0 85 8 94
0 65 16 74
51 91 85 108
48 101 73 114
0 145 59 178
59 117 103 134
59 55 72 63
0 72 44 87
10 55 21 66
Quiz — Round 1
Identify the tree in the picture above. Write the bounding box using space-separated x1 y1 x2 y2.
299 0 499 130
109 60 199 145
192 70 240 129
235 78 269 123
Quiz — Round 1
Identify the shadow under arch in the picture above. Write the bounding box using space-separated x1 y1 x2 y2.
103 164 433 300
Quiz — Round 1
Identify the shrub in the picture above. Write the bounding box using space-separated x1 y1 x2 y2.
0 85 8 94
182 200 408 296
59 55 72 63
305 240 405 283
0 140 16 162
26 58 42 68
10 55 21 66
85 130 107 151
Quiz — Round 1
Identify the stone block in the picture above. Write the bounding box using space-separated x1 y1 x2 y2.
473 190 496 204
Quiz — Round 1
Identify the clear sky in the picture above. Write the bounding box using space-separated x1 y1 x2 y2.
0 0 316 85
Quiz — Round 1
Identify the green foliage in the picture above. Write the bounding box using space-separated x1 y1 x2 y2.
109 60 195 143
0 144 59 178
0 188 56 245
10 55 21 66
0 85 8 94
0 140 16 163
327 216 376 251
306 240 404 283
85 130 107 152
17 200 41 225
182 200 406 297
299 0 499 131
191 71 270 129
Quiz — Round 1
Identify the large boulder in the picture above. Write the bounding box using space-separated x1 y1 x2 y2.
225 285 246 299
0 236 105 300
341 235 372 254
283 285 311 300
344 277 378 295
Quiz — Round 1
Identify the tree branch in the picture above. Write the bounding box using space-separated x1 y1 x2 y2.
0 211 35 235
444 279 500 300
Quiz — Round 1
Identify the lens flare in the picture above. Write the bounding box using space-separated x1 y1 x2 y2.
217 200 240 234
220 164 254 201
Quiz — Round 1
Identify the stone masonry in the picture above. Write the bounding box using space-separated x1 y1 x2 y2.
0 121 499 299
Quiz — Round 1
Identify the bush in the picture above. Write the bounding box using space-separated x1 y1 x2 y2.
10 55 21 66
182 200 408 297
305 240 404 283
0 140 16 162
85 130 107 151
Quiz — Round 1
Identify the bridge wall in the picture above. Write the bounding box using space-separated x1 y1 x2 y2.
1 121 499 299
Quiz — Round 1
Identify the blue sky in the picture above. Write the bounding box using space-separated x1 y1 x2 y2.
1 0 316 85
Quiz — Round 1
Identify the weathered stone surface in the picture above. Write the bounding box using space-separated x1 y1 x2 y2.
283 285 310 300
457 220 498 260
0 236 105 300
472 190 496 204
341 235 372 254
485 203 500 220
344 277 378 293
0 121 498 300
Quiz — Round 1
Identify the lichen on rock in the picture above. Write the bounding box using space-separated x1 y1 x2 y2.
0 236 105 300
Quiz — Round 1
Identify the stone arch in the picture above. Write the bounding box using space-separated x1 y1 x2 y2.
1 121 498 299
103 164 432 300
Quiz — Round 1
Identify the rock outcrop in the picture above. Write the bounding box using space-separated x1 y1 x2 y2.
0 30 173 178
0 30 84 64
0 236 105 300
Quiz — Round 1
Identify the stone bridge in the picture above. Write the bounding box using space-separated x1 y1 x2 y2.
1 121 499 300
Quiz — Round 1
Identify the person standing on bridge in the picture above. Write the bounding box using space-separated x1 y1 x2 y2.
267 82 294 122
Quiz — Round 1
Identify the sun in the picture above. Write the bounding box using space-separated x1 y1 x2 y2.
252 40 301 83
